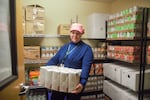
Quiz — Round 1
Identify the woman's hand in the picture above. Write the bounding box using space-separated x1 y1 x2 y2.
71 83 83 94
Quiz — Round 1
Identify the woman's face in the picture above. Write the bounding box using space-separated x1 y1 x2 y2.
70 30 82 43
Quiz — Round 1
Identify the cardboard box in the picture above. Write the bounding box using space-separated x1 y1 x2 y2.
57 24 70 35
103 63 122 84
25 5 45 20
25 20 45 34
103 63 139 84
121 69 150 91
24 46 40 59
87 13 110 39
104 80 150 100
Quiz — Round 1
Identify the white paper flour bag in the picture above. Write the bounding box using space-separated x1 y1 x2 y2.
51 69 60 91
39 66 48 86
45 68 54 89
59 69 69 92
39 66 57 86
68 69 81 92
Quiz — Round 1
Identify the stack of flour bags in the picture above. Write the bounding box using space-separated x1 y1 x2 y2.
39 66 81 93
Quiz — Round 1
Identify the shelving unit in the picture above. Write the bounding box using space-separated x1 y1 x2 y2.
103 6 150 100
81 74 104 100
24 34 69 38
24 59 48 64
26 86 48 100
80 39 109 100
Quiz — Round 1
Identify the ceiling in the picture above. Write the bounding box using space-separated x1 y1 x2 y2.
96 0 115 2
82 0 116 3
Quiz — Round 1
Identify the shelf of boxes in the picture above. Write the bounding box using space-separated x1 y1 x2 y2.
104 6 150 100
107 6 143 40
24 59 48 64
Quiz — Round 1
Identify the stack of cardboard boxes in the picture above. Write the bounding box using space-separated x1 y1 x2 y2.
23 4 45 34
23 5 45 60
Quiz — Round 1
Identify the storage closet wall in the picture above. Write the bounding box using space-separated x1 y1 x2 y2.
103 6 150 100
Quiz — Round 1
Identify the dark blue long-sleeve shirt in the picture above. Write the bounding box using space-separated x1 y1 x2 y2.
46 40 93 86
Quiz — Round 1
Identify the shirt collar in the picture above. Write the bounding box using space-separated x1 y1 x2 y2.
70 40 82 45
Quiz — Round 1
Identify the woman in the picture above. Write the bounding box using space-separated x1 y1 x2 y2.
46 23 93 100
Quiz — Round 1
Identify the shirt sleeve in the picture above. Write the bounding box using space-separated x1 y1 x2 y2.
80 46 93 86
